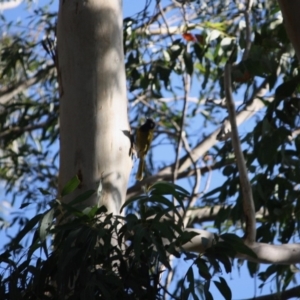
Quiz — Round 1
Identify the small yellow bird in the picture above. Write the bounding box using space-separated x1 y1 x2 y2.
135 118 155 181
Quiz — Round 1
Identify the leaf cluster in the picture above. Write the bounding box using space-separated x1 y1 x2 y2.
0 182 200 299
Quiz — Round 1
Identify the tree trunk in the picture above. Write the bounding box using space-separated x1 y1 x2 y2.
57 0 131 214
278 0 300 61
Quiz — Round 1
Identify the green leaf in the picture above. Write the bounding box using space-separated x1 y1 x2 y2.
39 208 54 241
152 237 171 269
0 251 15 267
149 181 189 211
148 193 172 205
14 214 42 245
247 261 258 278
120 195 149 212
83 205 99 219
295 136 300 153
38 187 52 195
61 175 80 197
183 49 194 75
204 281 214 300
150 181 189 197
216 253 232 273
19 202 33 209
186 266 197 299
275 76 300 100
132 227 145 259
222 165 235 176
68 189 95 206
214 277 232 300
195 257 211 280
193 43 205 61
221 233 257 259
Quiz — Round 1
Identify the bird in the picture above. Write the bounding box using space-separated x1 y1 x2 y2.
135 118 155 181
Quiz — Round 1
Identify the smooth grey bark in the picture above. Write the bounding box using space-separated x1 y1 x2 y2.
183 229 300 264
57 0 131 214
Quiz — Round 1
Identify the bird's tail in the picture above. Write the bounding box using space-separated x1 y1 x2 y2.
136 157 144 181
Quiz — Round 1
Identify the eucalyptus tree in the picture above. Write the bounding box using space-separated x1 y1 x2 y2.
1 0 300 299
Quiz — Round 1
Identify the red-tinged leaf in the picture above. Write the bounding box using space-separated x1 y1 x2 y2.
182 32 196 42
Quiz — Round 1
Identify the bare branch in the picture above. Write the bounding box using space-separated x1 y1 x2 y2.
187 205 269 224
136 23 214 36
224 62 256 243
182 228 300 265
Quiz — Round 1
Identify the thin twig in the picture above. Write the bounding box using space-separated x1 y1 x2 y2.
156 0 191 187
157 1 175 43
181 135 201 227
224 61 256 243
141 3 175 30
171 0 194 189
172 64 191 185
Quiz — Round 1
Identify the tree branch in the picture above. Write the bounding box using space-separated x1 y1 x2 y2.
241 0 253 61
0 65 55 105
224 62 256 243
181 134 202 227
182 228 300 265
243 285 300 300
0 118 56 139
126 159 234 199
277 0 300 61
186 205 269 224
